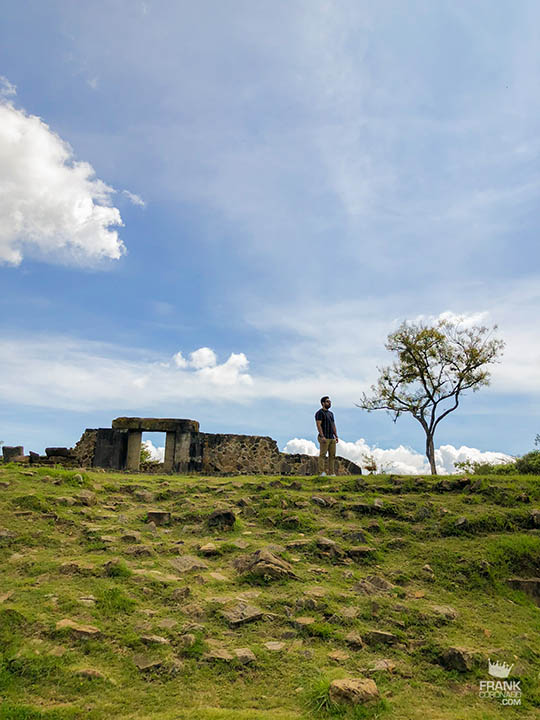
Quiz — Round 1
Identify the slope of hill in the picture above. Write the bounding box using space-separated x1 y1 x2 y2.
0 464 538 719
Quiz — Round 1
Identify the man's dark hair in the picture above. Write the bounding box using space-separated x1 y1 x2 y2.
320 396 329 405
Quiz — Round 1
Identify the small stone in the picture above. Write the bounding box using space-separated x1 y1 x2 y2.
364 630 398 646
233 647 256 664
56 619 100 637
157 618 178 630
439 646 474 672
0 591 14 603
293 616 315 629
170 555 208 573
140 635 170 645
121 531 141 543
311 496 327 507
133 654 163 672
222 602 264 626
146 510 171 526
328 650 350 662
171 587 191 601
345 632 364 650
347 546 376 560
369 659 396 673
60 561 96 576
199 542 219 556
74 668 107 680
430 605 458 622
75 490 97 506
422 564 435 576
203 647 234 662
329 678 379 705
207 509 236 530
264 641 284 651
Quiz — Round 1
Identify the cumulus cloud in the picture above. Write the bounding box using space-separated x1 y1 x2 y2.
195 352 253 386
283 437 513 475
0 76 16 98
173 351 188 368
0 85 125 266
142 439 164 462
189 347 217 369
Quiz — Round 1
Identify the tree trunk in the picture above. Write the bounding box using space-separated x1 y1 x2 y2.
426 433 437 475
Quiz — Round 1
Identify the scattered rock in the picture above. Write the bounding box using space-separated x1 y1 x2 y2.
121 531 141 543
0 590 14 603
329 678 379 705
353 575 395 595
429 605 459 622
364 630 398 646
233 647 256 664
203 647 234 662
222 601 264 626
56 619 100 637
141 635 170 645
133 654 163 672
124 545 154 557
171 587 191 601
134 490 154 503
209 572 228 582
507 577 540 605
60 561 96 576
199 542 219 556
311 496 327 507
170 555 208 574
345 632 365 650
369 659 396 673
146 510 171 526
439 646 474 672
347 546 376 561
264 641 285 651
207 509 236 530
422 564 435 578
233 548 298 581
75 490 96 506
328 650 350 662
74 668 107 680
293 616 315 630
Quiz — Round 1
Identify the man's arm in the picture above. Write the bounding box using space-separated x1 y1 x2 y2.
316 419 324 438
332 420 339 443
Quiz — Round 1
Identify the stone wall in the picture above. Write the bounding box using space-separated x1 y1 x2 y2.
200 433 282 474
73 430 98 467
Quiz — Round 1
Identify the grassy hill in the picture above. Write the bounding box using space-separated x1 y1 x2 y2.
0 464 539 719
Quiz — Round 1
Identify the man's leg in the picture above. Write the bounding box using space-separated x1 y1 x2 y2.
318 437 329 474
328 439 336 475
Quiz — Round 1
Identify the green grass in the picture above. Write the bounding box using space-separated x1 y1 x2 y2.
0 464 539 719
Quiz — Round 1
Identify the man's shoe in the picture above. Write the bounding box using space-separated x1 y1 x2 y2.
320 472 327 477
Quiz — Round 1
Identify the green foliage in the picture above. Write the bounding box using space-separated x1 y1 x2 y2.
180 632 207 659
140 444 153 465
454 459 516 475
358 318 504 474
515 449 540 474
0 705 80 720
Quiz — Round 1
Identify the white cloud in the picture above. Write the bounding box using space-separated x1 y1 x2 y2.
173 351 188 368
122 189 146 207
189 347 217 369
283 437 513 475
0 76 16 98
0 89 125 266
195 352 253 386
142 439 164 462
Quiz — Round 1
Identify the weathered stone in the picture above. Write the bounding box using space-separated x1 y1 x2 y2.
328 678 379 705
133 654 163 671
345 632 365 650
45 447 73 458
364 630 398 646
199 542 219 556
439 646 474 672
207 509 236 530
233 548 298 581
170 587 191 601
2 446 24 462
222 601 264 626
124 545 154 557
113 417 200 433
328 650 350 662
233 647 256 664
347 546 376 560
311 496 327 507
121 531 142 543
369 659 396 673
60 561 96 576
141 635 170 645
56 496 76 506
507 577 540 605
204 647 234 662
134 490 154 503
75 490 97 506
170 555 208 573
293 616 315 630
146 510 171 526
209 572 228 582
353 575 395 595
264 641 285 651
56 619 100 637
429 605 459 622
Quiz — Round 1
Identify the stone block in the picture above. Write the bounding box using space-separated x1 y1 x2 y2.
112 417 199 433
2 446 23 462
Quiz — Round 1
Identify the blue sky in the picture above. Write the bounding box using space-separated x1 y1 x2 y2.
1 1 540 472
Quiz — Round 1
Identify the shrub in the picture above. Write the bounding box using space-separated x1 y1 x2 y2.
515 450 540 475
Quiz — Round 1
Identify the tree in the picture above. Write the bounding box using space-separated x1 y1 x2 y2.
357 318 504 475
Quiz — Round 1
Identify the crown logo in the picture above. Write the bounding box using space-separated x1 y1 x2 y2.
488 659 514 678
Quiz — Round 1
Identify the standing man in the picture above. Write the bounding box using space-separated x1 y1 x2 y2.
315 396 339 476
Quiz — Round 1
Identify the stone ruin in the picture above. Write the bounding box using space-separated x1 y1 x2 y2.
2 417 362 476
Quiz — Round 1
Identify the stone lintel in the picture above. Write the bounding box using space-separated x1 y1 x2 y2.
112 417 200 433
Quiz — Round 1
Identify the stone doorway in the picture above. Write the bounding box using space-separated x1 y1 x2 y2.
141 432 166 467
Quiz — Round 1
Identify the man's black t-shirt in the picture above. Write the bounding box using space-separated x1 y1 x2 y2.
315 409 335 439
